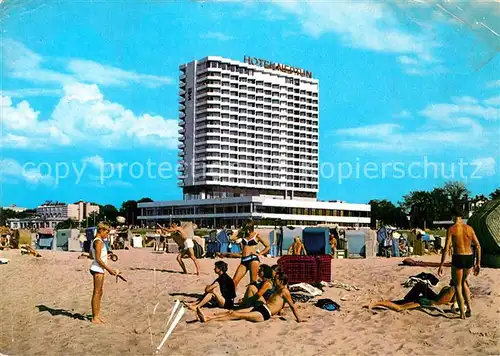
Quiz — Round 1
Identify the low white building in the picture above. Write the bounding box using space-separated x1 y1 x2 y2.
138 196 370 229
7 217 67 230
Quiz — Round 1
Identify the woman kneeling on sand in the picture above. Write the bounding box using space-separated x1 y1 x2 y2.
90 223 121 324
231 220 270 287
196 272 305 323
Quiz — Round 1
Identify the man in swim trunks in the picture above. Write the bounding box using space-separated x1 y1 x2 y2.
196 272 304 323
367 280 461 312
437 211 481 319
162 220 200 275
185 261 236 311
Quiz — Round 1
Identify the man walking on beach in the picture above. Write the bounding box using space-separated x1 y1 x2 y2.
437 211 481 319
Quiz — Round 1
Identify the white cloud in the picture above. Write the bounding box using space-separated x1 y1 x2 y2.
0 83 179 149
453 96 478 105
394 110 413 119
486 79 500 88
483 95 500 107
67 59 173 87
0 158 53 185
471 157 496 177
1 39 173 88
420 102 499 121
268 1 438 74
335 95 497 153
397 56 419 66
336 123 400 137
0 88 63 98
200 32 234 41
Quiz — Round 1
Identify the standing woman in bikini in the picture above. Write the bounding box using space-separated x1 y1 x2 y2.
231 220 270 288
89 223 121 324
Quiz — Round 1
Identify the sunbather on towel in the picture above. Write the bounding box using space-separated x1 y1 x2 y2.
196 272 304 323
238 264 275 307
366 280 465 313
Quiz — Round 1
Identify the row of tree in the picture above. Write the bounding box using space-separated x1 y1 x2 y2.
0 198 154 229
370 182 499 229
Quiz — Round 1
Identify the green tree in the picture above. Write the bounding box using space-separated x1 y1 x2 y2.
120 200 138 225
402 190 435 228
443 181 470 216
94 204 119 224
137 197 153 203
56 218 77 229
369 199 408 228
489 188 500 200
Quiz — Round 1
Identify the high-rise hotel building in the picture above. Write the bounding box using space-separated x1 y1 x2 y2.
138 56 370 228
178 56 319 201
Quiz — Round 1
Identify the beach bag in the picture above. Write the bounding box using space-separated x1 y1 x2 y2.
315 298 340 311
193 240 204 259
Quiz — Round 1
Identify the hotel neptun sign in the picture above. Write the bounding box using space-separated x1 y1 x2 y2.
243 56 313 79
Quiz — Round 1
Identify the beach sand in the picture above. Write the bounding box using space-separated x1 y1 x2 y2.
0 249 498 356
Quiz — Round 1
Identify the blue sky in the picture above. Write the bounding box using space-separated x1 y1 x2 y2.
1 0 499 208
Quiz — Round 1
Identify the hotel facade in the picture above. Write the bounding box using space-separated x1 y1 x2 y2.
138 56 370 228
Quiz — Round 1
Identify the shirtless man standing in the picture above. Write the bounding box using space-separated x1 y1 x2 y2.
196 272 304 323
161 221 201 275
438 212 481 319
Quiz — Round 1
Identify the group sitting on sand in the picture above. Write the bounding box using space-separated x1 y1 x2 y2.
182 219 305 323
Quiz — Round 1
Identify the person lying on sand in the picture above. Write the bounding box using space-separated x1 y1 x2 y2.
366 279 469 315
196 272 304 323
238 264 275 307
185 261 236 311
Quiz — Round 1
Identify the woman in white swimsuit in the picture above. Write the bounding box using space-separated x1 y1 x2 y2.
231 220 270 287
89 223 120 324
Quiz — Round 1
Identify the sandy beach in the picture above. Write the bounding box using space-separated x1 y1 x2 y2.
0 249 498 356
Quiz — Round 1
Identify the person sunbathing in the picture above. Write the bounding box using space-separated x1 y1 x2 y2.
196 272 304 323
185 261 236 311
238 264 275 307
288 236 307 256
366 280 465 313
